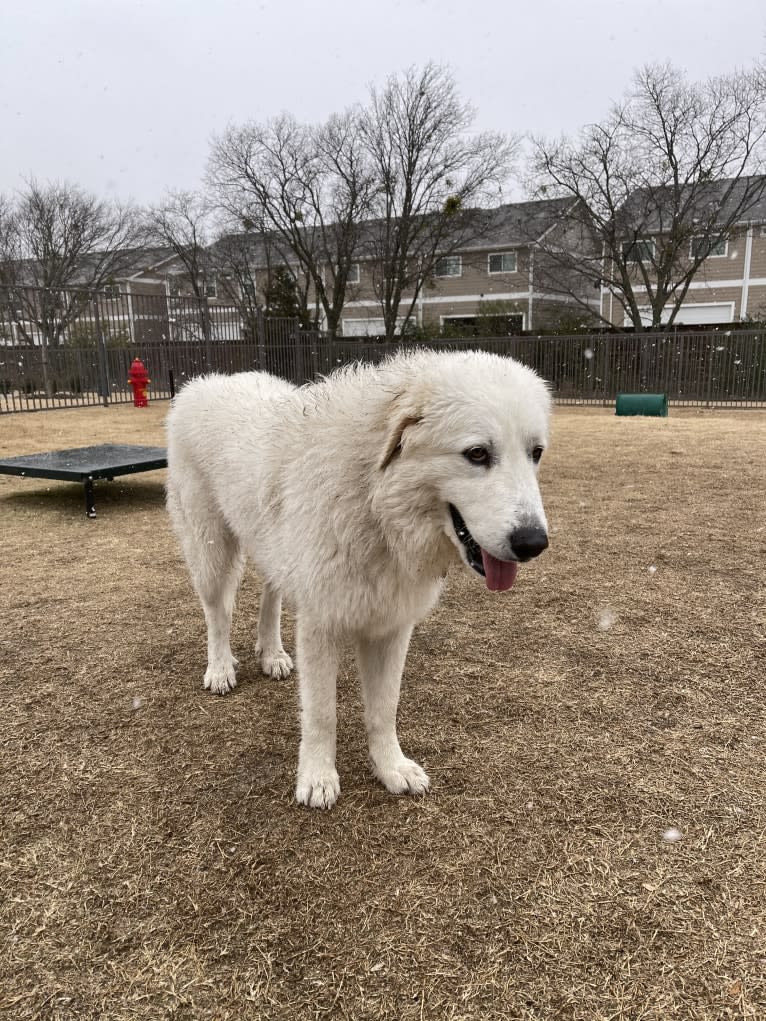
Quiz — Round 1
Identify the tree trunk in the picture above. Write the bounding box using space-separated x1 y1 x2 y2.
40 331 53 398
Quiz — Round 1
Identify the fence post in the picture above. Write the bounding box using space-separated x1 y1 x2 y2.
293 317 305 384
196 295 212 372
601 337 610 406
705 336 716 408
92 293 110 407
256 307 267 370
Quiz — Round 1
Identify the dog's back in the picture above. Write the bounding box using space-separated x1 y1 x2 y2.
166 371 297 580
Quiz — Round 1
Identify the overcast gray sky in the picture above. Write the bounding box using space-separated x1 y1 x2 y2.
1 0 764 206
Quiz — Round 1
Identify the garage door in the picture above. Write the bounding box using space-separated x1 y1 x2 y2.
632 302 735 326
672 302 735 325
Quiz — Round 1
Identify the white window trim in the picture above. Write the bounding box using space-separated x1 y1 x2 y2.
347 263 361 284
689 235 728 260
434 255 462 278
487 252 518 275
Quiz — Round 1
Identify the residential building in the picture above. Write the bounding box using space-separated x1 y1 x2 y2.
132 199 602 336
336 198 600 336
601 177 766 327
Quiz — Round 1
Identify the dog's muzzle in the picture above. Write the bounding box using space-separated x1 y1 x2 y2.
449 505 548 591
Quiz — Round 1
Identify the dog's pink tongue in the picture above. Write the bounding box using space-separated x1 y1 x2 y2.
481 549 519 592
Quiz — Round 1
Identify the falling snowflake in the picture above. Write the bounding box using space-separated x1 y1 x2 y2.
648 565 657 575
131 696 144 711
662 826 683 843
597 608 617 631
583 347 594 360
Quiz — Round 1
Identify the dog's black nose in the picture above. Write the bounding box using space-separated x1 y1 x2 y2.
510 526 549 561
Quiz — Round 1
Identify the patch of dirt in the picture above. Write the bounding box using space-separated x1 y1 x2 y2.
1 402 764 1019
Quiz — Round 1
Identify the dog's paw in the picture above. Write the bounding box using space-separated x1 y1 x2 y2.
295 768 341 810
203 658 237 695
372 756 430 797
256 643 294 680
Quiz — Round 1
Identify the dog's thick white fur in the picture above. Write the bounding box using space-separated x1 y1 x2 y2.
166 350 551 808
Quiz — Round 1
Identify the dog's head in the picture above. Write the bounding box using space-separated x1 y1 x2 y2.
378 351 552 591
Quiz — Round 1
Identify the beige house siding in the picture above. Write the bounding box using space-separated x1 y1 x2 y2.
601 222 766 326
671 285 743 313
747 228 766 278
688 226 747 281
423 247 529 301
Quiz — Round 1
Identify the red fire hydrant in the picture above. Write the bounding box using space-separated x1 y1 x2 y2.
128 357 150 407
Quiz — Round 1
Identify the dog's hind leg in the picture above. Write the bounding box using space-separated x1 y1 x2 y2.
255 582 294 680
356 627 430 797
198 530 244 695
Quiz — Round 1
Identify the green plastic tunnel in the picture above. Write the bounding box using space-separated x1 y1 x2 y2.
615 393 668 417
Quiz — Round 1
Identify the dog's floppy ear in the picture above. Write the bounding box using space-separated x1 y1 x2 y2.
379 411 422 471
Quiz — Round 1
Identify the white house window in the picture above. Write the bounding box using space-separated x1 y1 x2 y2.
204 277 218 299
347 263 361 284
690 235 727 259
488 252 517 274
760 225 766 236
102 284 121 299
621 239 655 263
434 255 462 278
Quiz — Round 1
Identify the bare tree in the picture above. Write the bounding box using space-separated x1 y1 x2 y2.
143 191 216 300
0 179 141 391
142 190 219 342
359 63 519 340
208 108 376 338
208 224 264 338
527 62 766 330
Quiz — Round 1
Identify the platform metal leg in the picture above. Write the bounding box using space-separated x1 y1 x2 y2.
85 477 96 518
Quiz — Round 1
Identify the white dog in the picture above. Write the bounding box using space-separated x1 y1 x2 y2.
166 349 551 809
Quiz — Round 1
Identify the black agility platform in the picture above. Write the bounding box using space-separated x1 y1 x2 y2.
0 444 167 518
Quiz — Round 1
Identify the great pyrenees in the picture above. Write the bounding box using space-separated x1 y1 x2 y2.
166 349 551 809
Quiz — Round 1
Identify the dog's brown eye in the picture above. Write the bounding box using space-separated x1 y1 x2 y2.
464 445 490 466
531 446 544 464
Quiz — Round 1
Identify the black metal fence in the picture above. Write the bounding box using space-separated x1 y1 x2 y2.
1 286 765 411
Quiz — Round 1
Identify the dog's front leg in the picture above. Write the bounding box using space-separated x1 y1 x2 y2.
356 628 430 797
295 620 341 809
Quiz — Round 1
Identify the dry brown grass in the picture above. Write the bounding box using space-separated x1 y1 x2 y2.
1 400 765 1020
